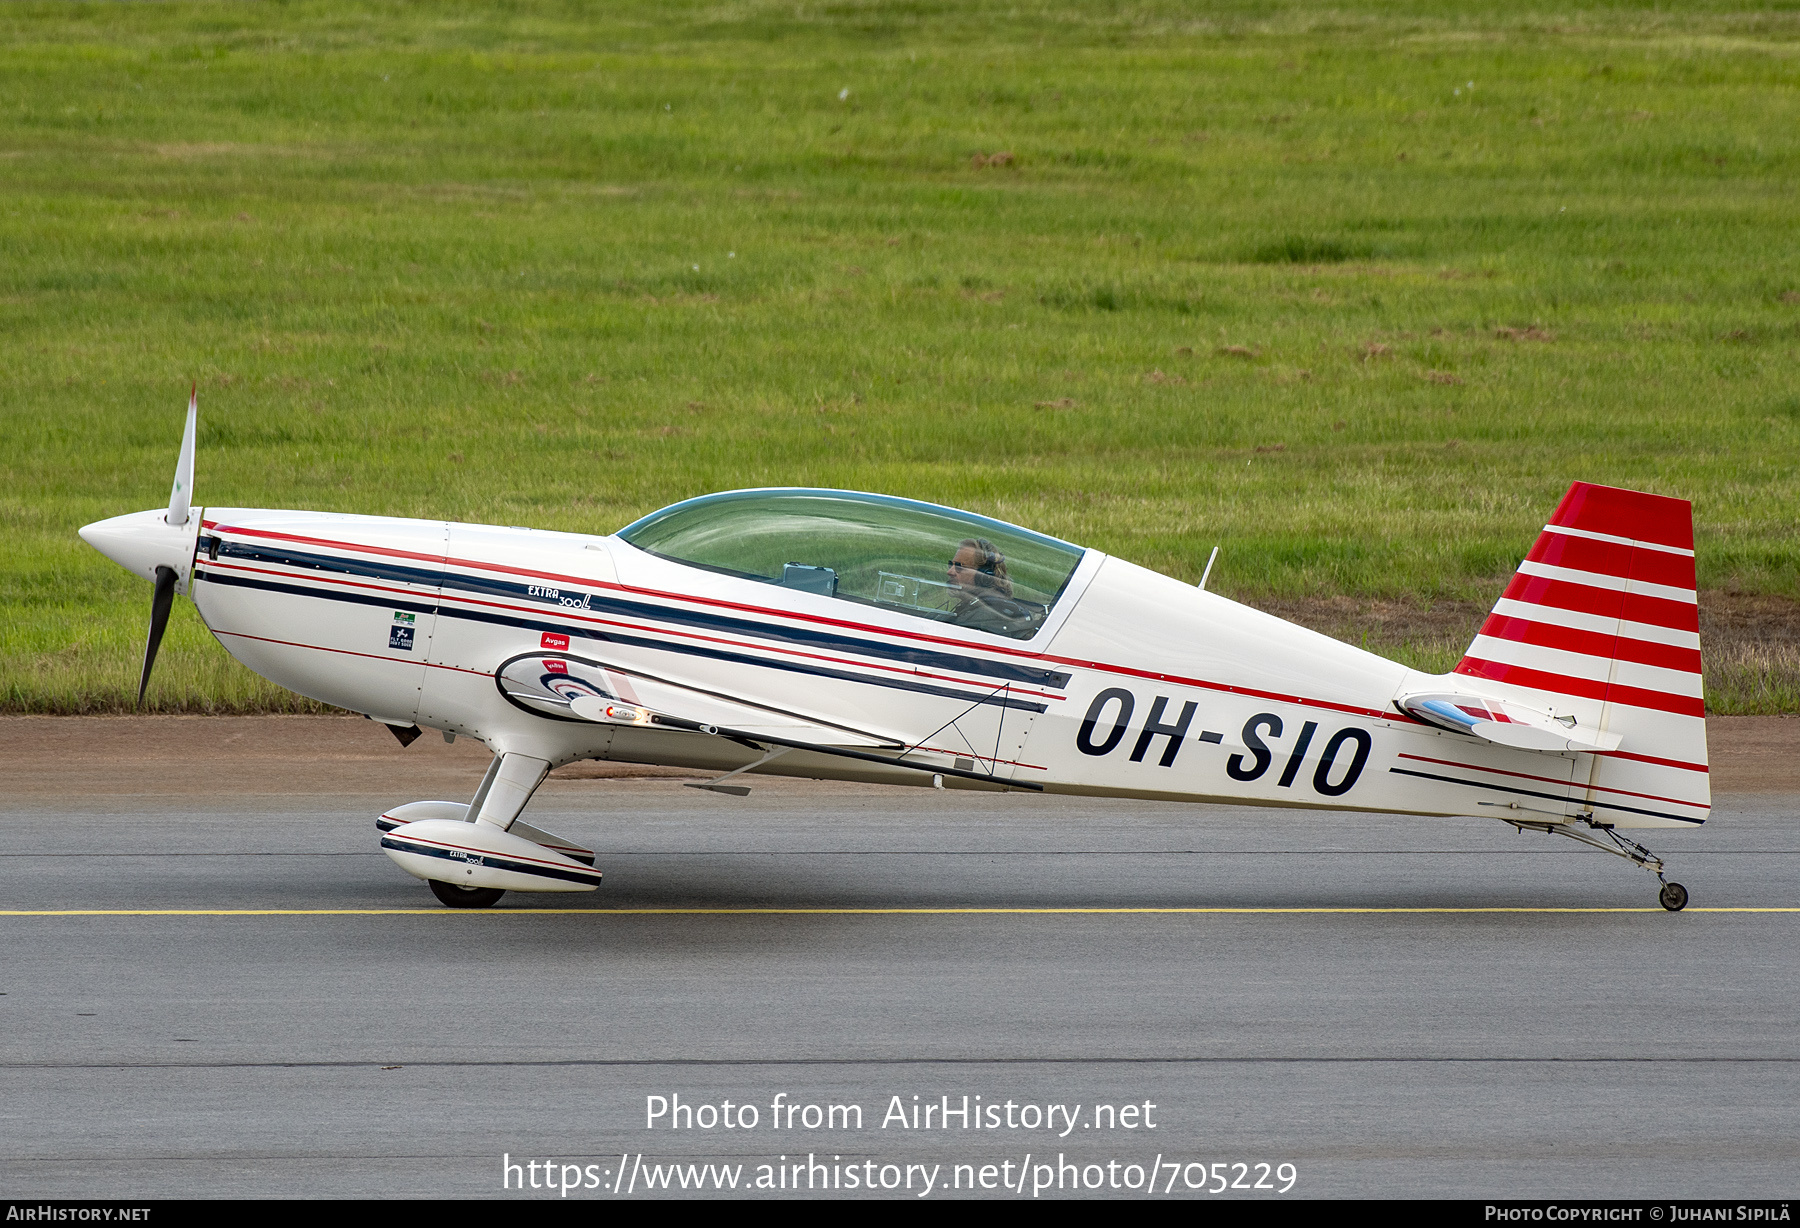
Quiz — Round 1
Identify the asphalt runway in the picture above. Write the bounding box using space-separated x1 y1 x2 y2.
2 775 1797 1200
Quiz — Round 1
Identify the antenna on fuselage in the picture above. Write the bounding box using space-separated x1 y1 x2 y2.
1197 545 1219 591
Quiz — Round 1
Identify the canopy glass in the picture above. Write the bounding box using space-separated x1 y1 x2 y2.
617 489 1086 641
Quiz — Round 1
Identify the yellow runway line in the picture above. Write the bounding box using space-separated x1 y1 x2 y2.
0 900 1792 907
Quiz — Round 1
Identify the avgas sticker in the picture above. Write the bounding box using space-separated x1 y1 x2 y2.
390 610 416 651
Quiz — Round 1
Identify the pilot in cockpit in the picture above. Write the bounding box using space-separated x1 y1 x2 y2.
947 537 1039 636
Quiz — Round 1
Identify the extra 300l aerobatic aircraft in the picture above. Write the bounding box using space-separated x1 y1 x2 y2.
81 395 1708 910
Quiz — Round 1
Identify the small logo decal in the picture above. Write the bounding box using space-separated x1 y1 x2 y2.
541 632 570 650
392 611 416 625
389 626 415 651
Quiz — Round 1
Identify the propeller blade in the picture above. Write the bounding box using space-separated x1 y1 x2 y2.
166 385 197 527
136 565 177 708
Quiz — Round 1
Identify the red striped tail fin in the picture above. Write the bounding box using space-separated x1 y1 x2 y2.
1455 481 1709 827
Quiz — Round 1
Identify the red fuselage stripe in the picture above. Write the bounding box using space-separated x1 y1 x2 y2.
1395 753 1709 810
1592 748 1709 774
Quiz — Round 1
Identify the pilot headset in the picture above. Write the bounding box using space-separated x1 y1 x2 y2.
965 537 1012 595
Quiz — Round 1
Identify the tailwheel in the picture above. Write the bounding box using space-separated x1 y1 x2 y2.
430 879 506 909
1659 881 1689 913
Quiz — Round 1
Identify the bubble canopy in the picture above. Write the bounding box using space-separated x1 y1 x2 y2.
616 489 1087 640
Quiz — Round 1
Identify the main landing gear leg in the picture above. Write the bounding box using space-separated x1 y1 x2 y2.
423 751 553 910
468 752 552 832
1501 815 1688 912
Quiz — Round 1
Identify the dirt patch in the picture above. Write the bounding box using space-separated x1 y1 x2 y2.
1705 715 1800 792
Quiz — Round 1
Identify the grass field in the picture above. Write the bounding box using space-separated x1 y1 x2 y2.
3 0 1797 714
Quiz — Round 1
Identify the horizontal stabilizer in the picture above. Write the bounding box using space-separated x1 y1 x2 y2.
1400 692 1622 754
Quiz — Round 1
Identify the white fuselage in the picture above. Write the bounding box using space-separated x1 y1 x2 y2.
180 507 1703 829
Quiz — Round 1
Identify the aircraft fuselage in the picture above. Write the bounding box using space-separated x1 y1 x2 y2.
177 506 1705 831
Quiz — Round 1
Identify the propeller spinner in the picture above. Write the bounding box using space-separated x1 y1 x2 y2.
78 387 202 707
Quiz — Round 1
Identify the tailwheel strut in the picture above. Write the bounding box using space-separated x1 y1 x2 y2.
1492 807 1688 912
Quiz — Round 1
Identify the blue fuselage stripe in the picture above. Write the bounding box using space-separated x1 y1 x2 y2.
217 540 1069 689
195 567 1050 714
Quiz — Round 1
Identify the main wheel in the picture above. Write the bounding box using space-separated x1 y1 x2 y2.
1659 881 1689 912
430 878 505 909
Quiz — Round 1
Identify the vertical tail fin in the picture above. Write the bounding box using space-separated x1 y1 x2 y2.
1455 481 1709 827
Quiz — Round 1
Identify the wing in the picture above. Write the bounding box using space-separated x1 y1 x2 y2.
496 651 906 749
497 649 1041 791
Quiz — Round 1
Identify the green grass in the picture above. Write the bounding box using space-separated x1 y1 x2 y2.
4 0 1798 713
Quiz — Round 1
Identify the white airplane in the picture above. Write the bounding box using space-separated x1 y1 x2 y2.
80 393 1707 910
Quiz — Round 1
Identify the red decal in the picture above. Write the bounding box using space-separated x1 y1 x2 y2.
1454 658 1704 718
1478 614 1702 674
1549 482 1693 552
1501 574 1697 632
544 659 568 674
1527 531 1634 581
541 632 570 650
1528 531 1695 589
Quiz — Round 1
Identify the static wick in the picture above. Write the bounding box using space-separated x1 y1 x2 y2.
1197 545 1220 591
